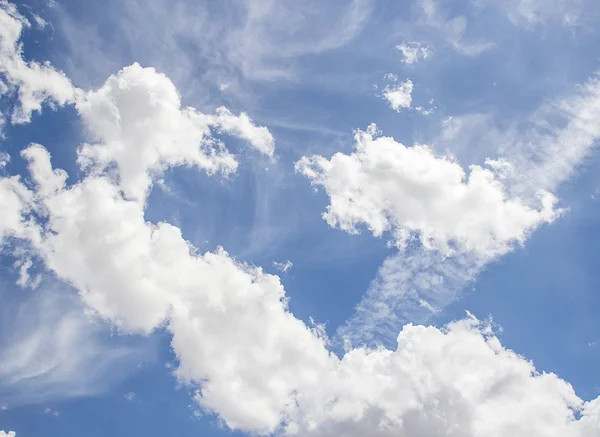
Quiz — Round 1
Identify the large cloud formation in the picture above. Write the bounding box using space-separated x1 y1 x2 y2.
3 145 600 436
1 2 600 437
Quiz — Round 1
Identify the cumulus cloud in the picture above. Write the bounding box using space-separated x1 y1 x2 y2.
0 431 16 437
396 42 431 64
288 316 600 437
296 123 559 258
381 78 413 112
0 3 76 123
74 63 238 202
75 63 274 202
0 9 275 205
1 143 333 432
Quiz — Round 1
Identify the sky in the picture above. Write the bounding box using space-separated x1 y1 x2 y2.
1 0 600 436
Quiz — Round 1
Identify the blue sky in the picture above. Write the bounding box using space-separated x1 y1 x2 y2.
2 0 600 436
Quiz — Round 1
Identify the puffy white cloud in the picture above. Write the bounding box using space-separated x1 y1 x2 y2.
381 79 413 112
207 107 275 158
296 124 559 258
0 3 76 123
0 4 275 206
396 42 431 64
288 316 600 437
76 63 274 202
0 431 16 437
5 144 331 433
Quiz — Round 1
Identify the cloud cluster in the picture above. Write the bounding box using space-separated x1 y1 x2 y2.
2 2 600 437
1 130 598 437
76 63 272 202
333 72 600 347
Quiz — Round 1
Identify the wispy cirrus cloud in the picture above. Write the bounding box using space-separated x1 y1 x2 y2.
0 282 150 407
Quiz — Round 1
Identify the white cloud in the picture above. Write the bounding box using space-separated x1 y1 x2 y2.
296 123 559 258
396 42 431 64
208 107 275 158
0 174 38 244
74 63 235 202
0 431 16 437
0 3 76 123
338 249 480 346
0 283 147 406
510 75 600 196
124 391 136 401
273 260 293 273
30 14 48 29
287 316 600 437
381 79 413 111
75 63 274 202
3 144 332 432
429 75 600 201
